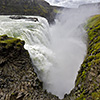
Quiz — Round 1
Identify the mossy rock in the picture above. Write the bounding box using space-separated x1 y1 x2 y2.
73 15 100 100
63 15 100 100
0 34 24 50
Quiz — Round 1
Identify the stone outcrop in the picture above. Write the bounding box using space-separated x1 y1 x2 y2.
0 35 59 100
0 0 63 24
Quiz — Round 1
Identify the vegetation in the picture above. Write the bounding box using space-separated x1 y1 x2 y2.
0 35 24 50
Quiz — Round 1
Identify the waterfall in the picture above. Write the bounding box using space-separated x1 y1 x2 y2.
0 16 55 81
0 5 99 99
46 5 99 98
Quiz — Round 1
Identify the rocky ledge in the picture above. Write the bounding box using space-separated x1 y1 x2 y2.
0 35 59 100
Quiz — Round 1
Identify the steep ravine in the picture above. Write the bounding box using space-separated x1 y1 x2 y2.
0 14 100 100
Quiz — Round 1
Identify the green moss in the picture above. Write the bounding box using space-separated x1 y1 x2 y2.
88 42 100 55
95 53 100 59
86 14 100 29
91 91 100 100
74 15 100 100
0 35 24 49
81 63 86 68
87 15 100 56
87 55 95 62
75 91 86 100
81 71 86 79
0 38 18 48
92 59 100 65
75 76 81 87
11 93 15 95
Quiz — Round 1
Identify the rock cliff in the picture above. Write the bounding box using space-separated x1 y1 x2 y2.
0 35 59 100
0 0 63 24
0 2 100 100
63 15 100 100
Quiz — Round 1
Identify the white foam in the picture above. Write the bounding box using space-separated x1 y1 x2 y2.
45 0 100 7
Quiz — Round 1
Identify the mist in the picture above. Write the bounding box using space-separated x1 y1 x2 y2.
44 4 100 99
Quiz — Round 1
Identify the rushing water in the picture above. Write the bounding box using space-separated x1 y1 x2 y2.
0 15 54 79
45 0 100 7
0 5 99 99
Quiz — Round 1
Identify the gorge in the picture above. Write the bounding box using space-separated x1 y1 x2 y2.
0 0 100 100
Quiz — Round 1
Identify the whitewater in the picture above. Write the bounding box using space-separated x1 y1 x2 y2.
0 4 99 99
45 0 100 7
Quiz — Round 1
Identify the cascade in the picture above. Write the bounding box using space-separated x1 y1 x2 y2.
0 5 99 99
0 15 54 81
45 0 100 7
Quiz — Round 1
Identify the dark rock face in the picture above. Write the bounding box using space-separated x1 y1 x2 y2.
0 0 63 24
0 35 59 100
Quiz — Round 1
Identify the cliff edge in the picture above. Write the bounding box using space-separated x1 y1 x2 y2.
0 35 59 100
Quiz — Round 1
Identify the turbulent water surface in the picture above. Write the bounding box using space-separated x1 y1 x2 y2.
45 0 100 7
0 4 99 99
